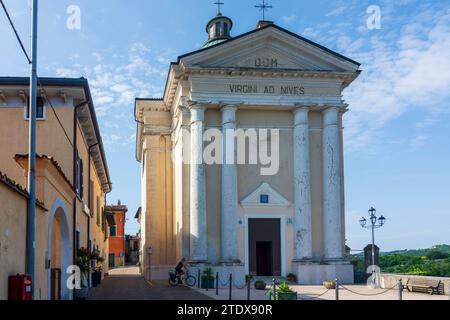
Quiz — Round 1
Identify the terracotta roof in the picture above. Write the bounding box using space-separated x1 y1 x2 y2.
0 171 47 210
14 154 74 190
104 204 128 213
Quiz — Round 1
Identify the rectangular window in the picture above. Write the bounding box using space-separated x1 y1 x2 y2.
75 151 83 199
96 196 100 226
89 180 94 215
25 97 45 120
76 231 81 251
110 226 117 237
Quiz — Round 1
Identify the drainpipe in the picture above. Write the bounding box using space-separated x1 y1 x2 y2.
87 142 99 288
72 100 88 300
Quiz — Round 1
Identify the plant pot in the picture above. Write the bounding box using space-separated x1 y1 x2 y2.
254 282 267 290
92 272 99 287
75 287 89 300
287 276 297 283
323 281 336 289
277 292 298 301
201 277 215 289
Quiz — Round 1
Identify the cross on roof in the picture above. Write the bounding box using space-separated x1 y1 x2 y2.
255 0 273 21
214 1 224 14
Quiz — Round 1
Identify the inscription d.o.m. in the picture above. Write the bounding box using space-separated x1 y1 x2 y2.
255 58 278 68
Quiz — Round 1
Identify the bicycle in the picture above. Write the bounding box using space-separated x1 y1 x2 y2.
168 268 196 287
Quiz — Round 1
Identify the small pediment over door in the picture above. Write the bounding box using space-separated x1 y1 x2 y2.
240 183 290 209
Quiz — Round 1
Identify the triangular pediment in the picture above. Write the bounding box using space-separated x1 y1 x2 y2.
240 183 290 208
179 25 360 73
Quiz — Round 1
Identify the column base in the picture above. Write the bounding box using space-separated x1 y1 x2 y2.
219 259 243 266
188 260 210 266
292 257 315 264
294 262 354 285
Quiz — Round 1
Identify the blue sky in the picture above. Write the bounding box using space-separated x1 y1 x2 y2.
1 0 449 251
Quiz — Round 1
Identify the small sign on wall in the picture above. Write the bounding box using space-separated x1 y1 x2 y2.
260 194 269 204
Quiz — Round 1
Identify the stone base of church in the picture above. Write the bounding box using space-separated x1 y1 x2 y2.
294 262 354 285
145 264 174 281
188 264 247 287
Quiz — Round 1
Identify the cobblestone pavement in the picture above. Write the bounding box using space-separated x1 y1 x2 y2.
87 266 212 300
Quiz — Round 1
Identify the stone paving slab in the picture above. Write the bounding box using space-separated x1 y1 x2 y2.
87 266 212 300
192 284 449 301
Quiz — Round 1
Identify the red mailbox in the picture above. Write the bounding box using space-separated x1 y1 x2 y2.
8 274 33 300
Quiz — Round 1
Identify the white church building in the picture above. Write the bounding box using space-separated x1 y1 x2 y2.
135 10 361 284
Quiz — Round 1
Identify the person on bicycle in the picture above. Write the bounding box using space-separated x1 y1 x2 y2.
175 258 186 284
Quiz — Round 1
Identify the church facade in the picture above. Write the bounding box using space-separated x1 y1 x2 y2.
135 13 361 284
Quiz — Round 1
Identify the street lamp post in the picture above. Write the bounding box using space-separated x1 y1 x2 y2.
359 207 386 287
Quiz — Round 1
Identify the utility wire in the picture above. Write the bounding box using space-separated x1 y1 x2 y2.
0 0 81 150
0 0 31 64
37 78 76 149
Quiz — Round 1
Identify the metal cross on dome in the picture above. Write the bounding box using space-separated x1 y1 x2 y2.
255 0 273 21
214 1 224 14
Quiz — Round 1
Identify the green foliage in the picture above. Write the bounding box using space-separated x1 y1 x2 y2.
427 249 450 260
76 247 90 277
351 244 450 277
277 282 294 293
202 267 214 280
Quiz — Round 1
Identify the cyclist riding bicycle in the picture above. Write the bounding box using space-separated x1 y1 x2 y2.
174 257 186 284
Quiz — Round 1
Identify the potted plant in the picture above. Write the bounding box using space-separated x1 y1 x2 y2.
287 273 297 283
323 280 336 289
268 282 297 300
136 261 142 274
75 248 90 300
254 280 267 290
201 268 215 289
96 265 103 285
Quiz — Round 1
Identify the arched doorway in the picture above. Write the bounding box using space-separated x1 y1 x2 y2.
47 199 72 300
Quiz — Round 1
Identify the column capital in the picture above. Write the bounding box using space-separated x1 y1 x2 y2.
293 107 309 126
293 105 310 112
322 107 340 126
190 105 205 123
220 104 238 113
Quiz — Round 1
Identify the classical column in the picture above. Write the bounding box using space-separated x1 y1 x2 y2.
189 105 207 263
293 107 313 261
220 105 240 263
322 107 344 261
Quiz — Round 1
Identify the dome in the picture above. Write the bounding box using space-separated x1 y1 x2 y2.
203 13 233 48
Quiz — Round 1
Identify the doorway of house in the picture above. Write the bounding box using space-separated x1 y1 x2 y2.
109 253 115 269
248 218 281 276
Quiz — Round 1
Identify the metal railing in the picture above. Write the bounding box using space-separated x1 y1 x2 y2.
193 271 449 301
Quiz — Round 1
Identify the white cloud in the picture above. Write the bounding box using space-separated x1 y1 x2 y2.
410 135 428 148
281 15 297 24
342 9 450 152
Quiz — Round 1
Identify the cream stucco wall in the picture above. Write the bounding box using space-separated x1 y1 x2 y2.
0 91 110 299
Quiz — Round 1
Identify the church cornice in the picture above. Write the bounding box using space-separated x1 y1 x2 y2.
184 66 359 81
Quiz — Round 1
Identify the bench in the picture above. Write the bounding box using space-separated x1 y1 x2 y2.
404 278 445 295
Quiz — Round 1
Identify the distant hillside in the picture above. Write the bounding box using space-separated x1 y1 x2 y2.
383 244 450 257
351 244 450 277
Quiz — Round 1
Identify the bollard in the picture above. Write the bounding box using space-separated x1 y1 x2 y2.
216 272 219 296
272 278 276 301
229 274 233 301
198 269 201 289
247 277 251 301
335 279 339 301
398 279 403 301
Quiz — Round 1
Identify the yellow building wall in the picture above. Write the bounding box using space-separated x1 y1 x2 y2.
0 99 110 299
